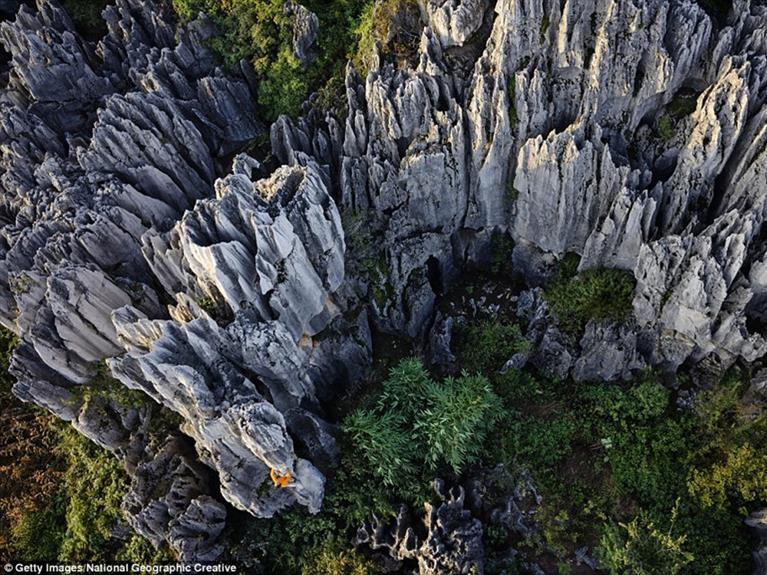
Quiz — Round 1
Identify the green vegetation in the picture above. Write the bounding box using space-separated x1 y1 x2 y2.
56 426 129 560
346 358 501 478
1 335 170 562
545 254 636 337
353 0 420 73
9 422 172 562
196 295 234 324
656 115 675 141
341 209 395 308
454 319 531 373
170 0 411 120
0 328 65 561
70 360 148 408
540 15 550 41
5 417 170 562
655 90 701 141
231 440 396 573
303 319 765 574
169 0 423 119
598 507 694 575
4 300 765 574
467 355 758 571
508 75 519 129
302 542 379 575
667 93 700 119
236 357 501 573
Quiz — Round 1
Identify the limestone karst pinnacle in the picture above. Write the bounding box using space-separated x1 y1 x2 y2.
3 0 767 571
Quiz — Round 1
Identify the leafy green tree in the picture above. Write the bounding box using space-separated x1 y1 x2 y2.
375 357 432 418
345 359 502 481
343 409 417 487
415 374 501 472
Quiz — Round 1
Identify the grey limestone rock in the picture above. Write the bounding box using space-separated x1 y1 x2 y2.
356 480 485 575
0 0 352 559
746 508 767 575
425 0 490 48
122 435 227 562
284 1 319 65
313 0 767 380
108 153 350 517
6 0 767 564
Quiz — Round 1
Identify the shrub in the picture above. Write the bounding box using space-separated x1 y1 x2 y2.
172 0 370 120
583 375 669 424
10 492 67 561
343 409 417 487
656 115 675 141
491 411 577 471
598 508 694 575
545 263 636 337
6 421 159 562
302 542 380 575
454 320 531 373
606 418 693 512
375 358 432 418
0 328 68 561
115 534 173 563
345 359 502 481
688 443 767 511
57 426 129 561
415 374 501 472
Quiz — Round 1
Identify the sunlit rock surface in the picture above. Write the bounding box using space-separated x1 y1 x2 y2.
4 0 767 565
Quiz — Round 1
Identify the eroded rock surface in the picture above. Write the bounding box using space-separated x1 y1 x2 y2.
280 0 767 384
0 0 360 560
355 480 485 575
4 0 767 565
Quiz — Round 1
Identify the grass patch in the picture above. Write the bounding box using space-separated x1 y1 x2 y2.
453 319 531 374
544 255 636 338
1 340 171 562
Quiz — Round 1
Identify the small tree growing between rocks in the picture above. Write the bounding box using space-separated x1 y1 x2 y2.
344 359 501 491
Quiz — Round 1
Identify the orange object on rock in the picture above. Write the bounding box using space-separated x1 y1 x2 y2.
270 468 292 488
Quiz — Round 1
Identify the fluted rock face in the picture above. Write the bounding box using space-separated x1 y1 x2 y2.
279 0 767 382
109 157 350 517
5 0 767 564
122 436 227 562
0 0 358 560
